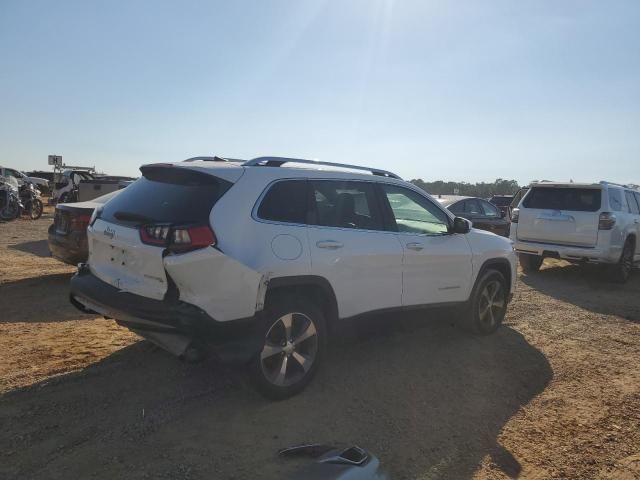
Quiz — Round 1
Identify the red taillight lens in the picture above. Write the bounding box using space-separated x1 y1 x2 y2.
139 224 216 252
598 212 616 230
510 208 519 223
139 225 171 245
70 214 91 231
169 225 216 252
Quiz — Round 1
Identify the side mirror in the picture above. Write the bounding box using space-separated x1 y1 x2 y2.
452 216 471 234
501 210 506 219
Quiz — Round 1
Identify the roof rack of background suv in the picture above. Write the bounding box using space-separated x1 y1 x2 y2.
243 156 402 179
599 181 639 190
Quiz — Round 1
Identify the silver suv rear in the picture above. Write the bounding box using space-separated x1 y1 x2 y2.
510 181 640 282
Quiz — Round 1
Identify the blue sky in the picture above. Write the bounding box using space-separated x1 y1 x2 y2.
1 0 639 184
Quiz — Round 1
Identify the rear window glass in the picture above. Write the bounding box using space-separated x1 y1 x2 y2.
625 191 640 214
522 187 602 212
101 166 231 226
490 197 512 207
608 188 624 212
481 200 500 217
257 180 308 224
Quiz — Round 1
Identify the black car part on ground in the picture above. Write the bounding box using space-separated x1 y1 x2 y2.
279 444 390 480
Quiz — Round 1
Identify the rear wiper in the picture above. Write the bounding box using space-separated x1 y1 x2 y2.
113 211 157 224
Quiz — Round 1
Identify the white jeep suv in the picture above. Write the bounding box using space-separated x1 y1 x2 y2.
70 156 517 398
511 182 640 282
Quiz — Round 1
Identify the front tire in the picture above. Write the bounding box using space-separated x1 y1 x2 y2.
248 298 326 400
461 269 508 335
519 253 543 273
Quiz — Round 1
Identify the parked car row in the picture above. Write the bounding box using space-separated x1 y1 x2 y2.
44 155 638 399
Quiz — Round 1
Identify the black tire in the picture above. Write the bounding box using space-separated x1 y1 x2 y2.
29 199 43 220
248 297 326 400
460 269 508 335
0 201 20 221
519 253 543 274
609 239 635 284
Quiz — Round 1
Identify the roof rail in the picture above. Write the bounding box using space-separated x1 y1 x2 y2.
599 181 638 190
243 156 402 179
183 156 245 163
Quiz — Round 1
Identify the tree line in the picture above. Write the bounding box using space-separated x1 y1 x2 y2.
410 178 521 198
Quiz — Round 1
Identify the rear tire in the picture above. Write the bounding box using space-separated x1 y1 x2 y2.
248 297 326 400
609 239 635 284
459 269 508 335
519 253 543 274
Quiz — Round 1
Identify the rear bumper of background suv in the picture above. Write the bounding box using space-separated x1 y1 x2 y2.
512 239 621 264
69 264 264 363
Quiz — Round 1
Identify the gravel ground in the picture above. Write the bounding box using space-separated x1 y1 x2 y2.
0 217 639 479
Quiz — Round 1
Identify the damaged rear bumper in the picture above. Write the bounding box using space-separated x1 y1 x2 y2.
69 264 264 363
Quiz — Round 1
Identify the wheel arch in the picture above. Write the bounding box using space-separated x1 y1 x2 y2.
625 233 636 249
470 257 513 300
265 275 339 332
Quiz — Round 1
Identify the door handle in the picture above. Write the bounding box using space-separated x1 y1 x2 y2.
316 240 344 250
406 242 424 251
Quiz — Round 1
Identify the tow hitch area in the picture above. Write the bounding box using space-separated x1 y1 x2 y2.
279 444 390 479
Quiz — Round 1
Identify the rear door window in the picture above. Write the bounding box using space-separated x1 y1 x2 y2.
522 187 602 212
625 191 640 214
310 180 383 231
257 180 309 224
101 166 232 226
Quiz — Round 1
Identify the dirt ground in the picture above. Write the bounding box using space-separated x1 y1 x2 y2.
1 216 639 479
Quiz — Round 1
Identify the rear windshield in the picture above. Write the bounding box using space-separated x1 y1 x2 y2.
490 197 512 207
522 187 602 212
101 166 231 226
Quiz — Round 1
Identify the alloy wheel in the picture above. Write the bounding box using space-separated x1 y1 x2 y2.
260 312 318 387
478 280 505 330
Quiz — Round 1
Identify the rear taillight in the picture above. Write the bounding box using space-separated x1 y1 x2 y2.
511 208 519 223
598 212 616 230
140 225 171 245
70 214 91 231
139 224 216 252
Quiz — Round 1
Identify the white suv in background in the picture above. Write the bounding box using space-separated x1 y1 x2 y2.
511 182 640 282
70 156 517 398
